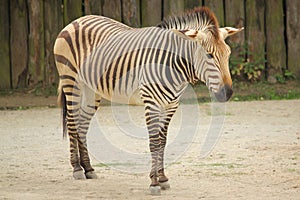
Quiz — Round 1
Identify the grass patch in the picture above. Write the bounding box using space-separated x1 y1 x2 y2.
93 162 145 168
191 80 300 102
286 168 300 175
93 163 108 168
0 83 58 97
193 162 245 169
211 172 248 177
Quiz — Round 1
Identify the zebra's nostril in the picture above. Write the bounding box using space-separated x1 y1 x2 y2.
213 85 233 102
225 85 233 100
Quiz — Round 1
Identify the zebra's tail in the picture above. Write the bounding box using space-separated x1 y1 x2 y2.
57 82 67 139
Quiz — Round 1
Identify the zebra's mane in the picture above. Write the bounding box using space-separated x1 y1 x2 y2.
157 7 220 40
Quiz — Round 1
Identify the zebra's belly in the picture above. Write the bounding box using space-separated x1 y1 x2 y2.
97 88 144 106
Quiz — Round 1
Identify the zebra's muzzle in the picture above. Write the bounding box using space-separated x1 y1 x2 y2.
213 84 233 102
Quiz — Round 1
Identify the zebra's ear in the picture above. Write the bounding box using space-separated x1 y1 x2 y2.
219 27 244 39
172 29 199 41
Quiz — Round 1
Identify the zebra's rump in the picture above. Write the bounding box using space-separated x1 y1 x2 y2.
54 15 132 76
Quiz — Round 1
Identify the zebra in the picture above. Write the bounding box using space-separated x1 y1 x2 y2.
54 7 243 195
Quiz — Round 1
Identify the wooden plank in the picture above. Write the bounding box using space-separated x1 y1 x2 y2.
203 0 224 27
84 0 102 15
102 0 122 22
184 0 203 10
225 0 246 80
245 0 266 80
10 0 28 88
28 0 45 87
286 0 300 79
44 0 64 87
0 0 11 89
265 0 286 82
225 0 245 29
63 0 82 25
122 0 140 27
141 0 162 27
164 0 185 17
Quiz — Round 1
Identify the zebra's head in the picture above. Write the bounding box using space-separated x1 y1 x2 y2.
199 26 244 102
159 7 243 102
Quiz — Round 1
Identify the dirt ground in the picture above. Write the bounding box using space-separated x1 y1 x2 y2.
0 99 299 199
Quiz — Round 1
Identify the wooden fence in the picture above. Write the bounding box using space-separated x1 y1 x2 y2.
0 0 299 90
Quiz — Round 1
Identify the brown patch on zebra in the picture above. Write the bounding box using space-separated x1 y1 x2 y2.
157 6 220 41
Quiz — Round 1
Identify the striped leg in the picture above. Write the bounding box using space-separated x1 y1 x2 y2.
144 103 161 194
142 88 179 194
157 102 179 190
77 85 101 179
64 82 100 179
63 82 84 179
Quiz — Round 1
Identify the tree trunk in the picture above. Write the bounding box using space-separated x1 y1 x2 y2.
286 0 300 79
245 0 266 80
84 0 102 15
44 0 64 87
122 0 140 27
203 0 224 27
0 0 11 89
141 0 162 27
28 0 45 87
164 0 185 17
10 0 28 88
184 0 203 10
265 0 286 82
102 0 122 22
225 0 246 80
63 0 82 25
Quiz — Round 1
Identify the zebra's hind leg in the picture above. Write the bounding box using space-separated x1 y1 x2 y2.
63 83 86 179
77 85 101 179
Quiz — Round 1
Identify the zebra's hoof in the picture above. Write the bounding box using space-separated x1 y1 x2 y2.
159 181 170 190
85 171 98 179
73 170 86 180
150 186 161 195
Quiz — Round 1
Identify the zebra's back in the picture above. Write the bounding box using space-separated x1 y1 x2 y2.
79 27 195 105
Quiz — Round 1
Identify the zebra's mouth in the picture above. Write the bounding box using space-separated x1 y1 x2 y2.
213 84 233 102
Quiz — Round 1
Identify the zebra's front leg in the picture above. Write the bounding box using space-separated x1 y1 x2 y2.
144 102 162 195
157 102 179 190
144 102 178 194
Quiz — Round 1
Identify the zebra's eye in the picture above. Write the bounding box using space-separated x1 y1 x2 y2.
207 53 214 59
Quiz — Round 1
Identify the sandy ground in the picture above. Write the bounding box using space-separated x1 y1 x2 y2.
0 100 299 199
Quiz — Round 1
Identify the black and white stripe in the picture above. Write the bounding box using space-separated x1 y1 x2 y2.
54 7 230 194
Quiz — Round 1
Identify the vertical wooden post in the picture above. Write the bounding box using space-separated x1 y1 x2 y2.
224 0 245 39
203 0 225 27
286 0 300 79
225 0 246 80
44 0 64 87
0 0 11 89
141 0 162 27
63 0 82 25
28 0 45 87
265 0 286 82
10 0 28 88
184 0 203 10
122 0 140 27
245 0 266 80
84 0 103 15
102 0 122 22
164 0 185 17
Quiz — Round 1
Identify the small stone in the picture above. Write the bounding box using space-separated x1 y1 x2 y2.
150 186 161 195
